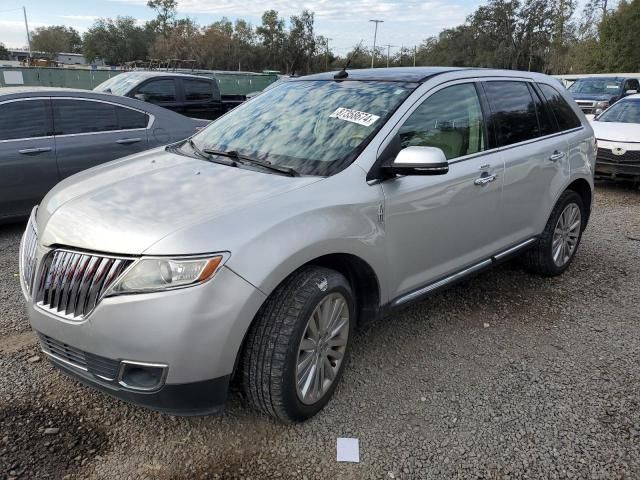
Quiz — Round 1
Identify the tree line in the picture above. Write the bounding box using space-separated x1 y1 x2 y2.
3 0 640 74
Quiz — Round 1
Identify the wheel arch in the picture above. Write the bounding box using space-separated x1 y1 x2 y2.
566 177 593 224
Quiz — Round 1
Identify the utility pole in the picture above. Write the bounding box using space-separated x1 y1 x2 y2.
369 19 383 68
23 6 32 62
413 45 417 67
325 37 332 71
383 44 397 68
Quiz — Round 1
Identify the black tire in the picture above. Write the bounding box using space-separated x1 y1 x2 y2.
240 266 355 422
522 190 586 276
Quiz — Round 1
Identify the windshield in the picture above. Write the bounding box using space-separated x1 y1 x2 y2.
94 73 147 96
568 79 622 95
187 80 416 176
597 100 640 123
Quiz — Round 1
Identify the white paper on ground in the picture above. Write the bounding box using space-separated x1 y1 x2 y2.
336 437 360 463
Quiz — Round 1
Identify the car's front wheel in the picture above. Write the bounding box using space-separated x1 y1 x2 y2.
240 266 354 422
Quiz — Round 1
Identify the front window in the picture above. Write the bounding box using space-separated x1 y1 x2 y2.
597 100 640 123
187 80 416 176
568 79 622 95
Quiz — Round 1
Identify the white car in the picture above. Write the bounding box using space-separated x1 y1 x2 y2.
591 94 640 183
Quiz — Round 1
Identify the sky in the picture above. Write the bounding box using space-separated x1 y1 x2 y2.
1 0 492 55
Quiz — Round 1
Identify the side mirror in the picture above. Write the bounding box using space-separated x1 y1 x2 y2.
626 89 638 95
134 93 149 102
384 146 449 176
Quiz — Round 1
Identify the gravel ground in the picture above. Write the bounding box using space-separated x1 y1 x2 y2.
1 183 639 479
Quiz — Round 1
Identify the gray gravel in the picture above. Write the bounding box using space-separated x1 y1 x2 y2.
1 183 639 479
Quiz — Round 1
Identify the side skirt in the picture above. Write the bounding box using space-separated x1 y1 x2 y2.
380 237 538 316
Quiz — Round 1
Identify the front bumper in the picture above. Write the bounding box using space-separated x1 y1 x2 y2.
25 262 266 415
595 146 640 181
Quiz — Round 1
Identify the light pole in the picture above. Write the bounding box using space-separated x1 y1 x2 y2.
325 37 332 71
384 44 398 68
23 6 32 62
369 19 383 68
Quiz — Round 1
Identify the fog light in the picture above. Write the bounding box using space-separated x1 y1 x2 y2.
118 361 167 391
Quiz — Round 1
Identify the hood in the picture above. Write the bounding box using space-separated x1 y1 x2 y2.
38 147 321 254
571 93 617 102
591 120 640 143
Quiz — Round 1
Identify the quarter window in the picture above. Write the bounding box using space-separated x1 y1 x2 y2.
137 79 177 102
0 100 49 141
184 80 213 101
398 83 485 160
483 81 540 147
537 83 582 131
116 106 148 129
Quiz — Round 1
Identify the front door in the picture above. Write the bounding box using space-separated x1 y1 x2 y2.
0 98 59 219
381 82 506 301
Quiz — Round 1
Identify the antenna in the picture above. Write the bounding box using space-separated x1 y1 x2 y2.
334 40 363 80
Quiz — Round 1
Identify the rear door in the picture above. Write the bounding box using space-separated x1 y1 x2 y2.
180 78 221 120
52 98 150 179
0 97 59 219
482 80 570 244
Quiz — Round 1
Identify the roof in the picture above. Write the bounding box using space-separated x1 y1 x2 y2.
298 67 471 82
0 86 88 95
115 71 211 79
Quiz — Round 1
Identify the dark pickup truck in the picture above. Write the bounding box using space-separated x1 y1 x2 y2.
94 71 245 120
568 76 640 116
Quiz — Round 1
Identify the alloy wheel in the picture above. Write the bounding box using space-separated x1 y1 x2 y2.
295 292 349 405
552 203 581 267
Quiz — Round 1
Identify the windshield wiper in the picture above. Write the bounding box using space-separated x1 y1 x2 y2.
187 139 238 167
203 148 299 177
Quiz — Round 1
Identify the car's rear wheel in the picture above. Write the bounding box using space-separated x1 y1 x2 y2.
240 266 354 422
523 190 585 276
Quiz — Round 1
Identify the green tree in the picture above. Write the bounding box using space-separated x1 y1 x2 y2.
83 17 153 64
31 25 82 58
0 43 9 61
599 0 640 71
257 10 285 69
147 0 178 37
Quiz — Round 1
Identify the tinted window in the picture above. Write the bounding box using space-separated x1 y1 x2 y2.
596 100 640 123
137 79 176 102
484 81 540 146
184 80 212 101
0 100 49 141
398 83 485 160
116 106 148 129
538 83 582 131
53 100 118 135
530 87 556 136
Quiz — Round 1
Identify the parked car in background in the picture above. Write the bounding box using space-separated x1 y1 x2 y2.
568 76 640 116
245 77 291 99
0 87 208 222
94 72 245 120
21 67 594 422
591 94 640 183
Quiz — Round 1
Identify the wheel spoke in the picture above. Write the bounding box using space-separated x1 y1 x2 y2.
300 338 316 352
307 312 321 340
299 361 316 400
569 220 581 232
323 356 336 381
297 352 314 376
327 348 344 361
553 242 563 263
328 337 347 348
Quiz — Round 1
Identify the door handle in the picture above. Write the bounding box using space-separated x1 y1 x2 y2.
549 151 566 162
116 138 142 145
474 174 498 186
18 147 52 154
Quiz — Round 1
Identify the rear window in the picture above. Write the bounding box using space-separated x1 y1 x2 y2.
0 100 49 141
537 83 582 131
184 80 213 101
53 99 148 134
483 81 540 146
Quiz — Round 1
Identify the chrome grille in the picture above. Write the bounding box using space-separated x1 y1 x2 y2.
20 217 38 295
34 250 133 320
40 334 120 381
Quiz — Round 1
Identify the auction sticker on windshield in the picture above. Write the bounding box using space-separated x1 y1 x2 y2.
330 107 380 127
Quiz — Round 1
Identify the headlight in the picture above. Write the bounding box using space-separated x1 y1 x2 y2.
107 255 224 295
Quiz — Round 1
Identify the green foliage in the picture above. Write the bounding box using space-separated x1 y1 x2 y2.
83 17 154 64
0 43 9 61
31 25 82 57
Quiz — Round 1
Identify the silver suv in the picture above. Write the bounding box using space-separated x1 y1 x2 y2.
20 67 595 422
